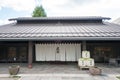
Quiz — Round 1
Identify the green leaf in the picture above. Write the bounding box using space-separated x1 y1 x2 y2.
32 5 47 17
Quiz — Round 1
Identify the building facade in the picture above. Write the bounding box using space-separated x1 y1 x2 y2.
0 16 120 68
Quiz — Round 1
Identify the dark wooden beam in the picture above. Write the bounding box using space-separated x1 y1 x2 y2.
28 41 33 68
82 41 86 51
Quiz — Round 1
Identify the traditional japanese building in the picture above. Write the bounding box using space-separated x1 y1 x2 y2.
0 16 120 68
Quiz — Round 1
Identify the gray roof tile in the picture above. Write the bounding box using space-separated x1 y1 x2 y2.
0 22 120 40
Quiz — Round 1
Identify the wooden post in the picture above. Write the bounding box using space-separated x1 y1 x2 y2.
28 41 33 68
82 41 86 51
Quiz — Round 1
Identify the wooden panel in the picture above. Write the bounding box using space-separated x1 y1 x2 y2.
28 41 33 68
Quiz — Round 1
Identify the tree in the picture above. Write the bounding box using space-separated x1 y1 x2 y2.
32 6 47 17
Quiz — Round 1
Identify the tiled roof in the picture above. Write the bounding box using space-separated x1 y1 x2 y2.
0 22 120 40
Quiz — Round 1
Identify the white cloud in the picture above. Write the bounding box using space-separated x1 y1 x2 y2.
0 0 120 22
0 19 13 25
0 14 32 25
41 0 120 20
0 0 36 12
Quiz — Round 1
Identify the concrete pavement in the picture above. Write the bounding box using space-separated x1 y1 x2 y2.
19 74 119 80
0 63 120 80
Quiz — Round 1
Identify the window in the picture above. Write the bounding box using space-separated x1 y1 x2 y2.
8 47 16 61
93 47 112 62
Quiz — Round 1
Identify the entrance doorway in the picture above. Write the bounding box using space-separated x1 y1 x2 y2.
35 43 81 61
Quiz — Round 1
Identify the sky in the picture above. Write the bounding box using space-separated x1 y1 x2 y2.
0 0 120 25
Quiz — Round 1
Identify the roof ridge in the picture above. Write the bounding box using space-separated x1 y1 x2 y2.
9 16 111 21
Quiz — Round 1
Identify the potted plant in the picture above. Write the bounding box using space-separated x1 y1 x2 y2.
89 66 102 75
9 65 20 75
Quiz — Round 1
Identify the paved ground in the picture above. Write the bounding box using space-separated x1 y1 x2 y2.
0 77 15 80
0 63 120 74
0 74 119 80
0 63 119 80
19 74 119 80
20 76 118 80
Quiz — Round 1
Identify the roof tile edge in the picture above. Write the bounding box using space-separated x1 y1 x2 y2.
9 16 111 21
